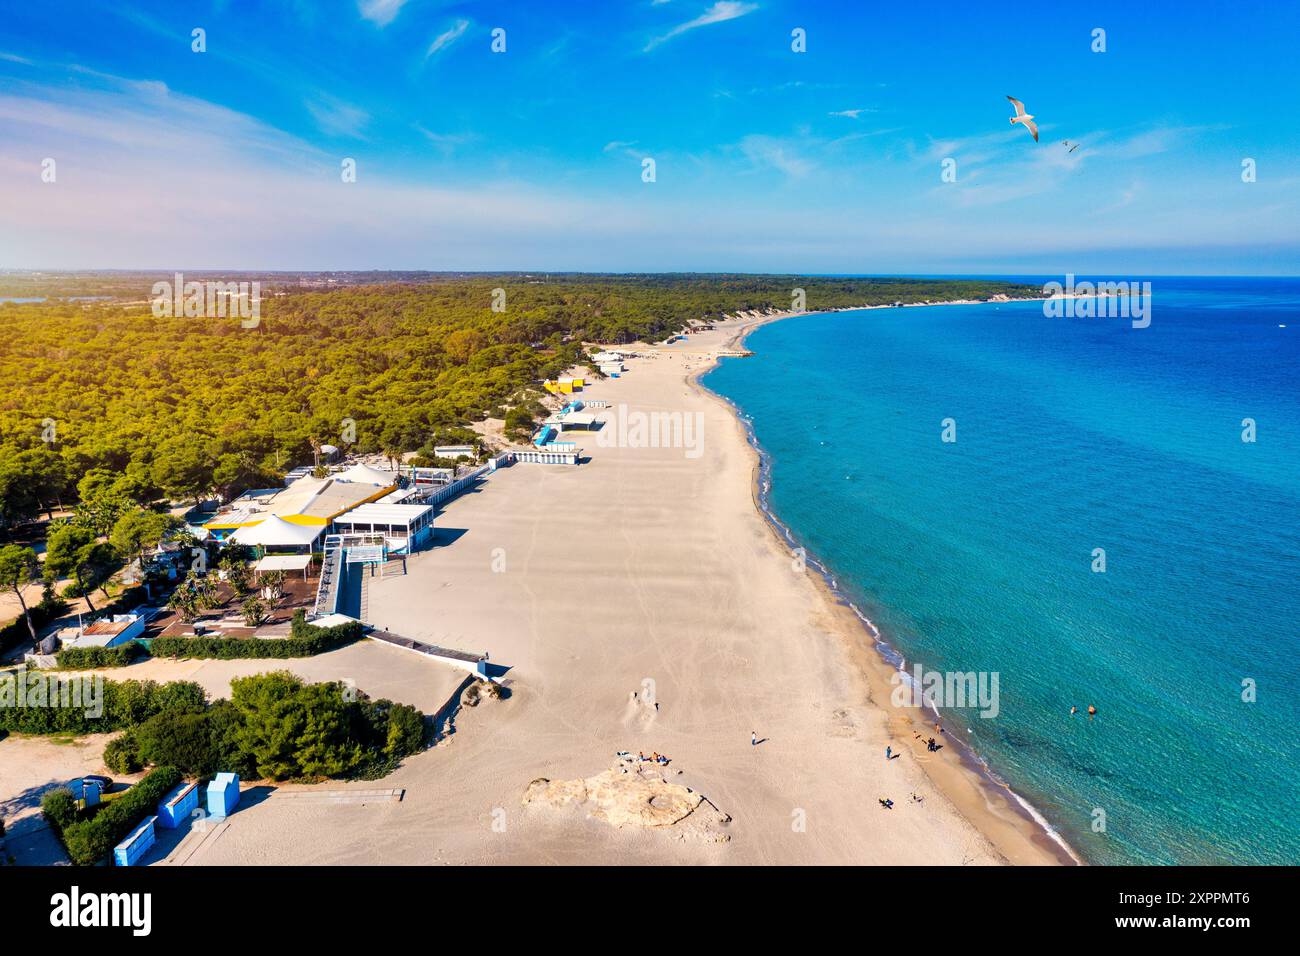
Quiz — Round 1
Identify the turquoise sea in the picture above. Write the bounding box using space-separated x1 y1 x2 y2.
704 277 1300 865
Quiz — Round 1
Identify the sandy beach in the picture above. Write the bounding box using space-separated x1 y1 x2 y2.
0 307 1073 866
169 309 1067 866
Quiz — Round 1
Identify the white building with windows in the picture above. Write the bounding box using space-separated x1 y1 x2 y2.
330 503 435 553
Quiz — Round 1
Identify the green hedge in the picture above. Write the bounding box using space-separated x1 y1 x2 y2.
56 642 143 669
0 677 207 735
147 611 363 660
59 766 182 865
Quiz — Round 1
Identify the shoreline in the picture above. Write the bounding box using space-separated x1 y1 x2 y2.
684 304 1084 865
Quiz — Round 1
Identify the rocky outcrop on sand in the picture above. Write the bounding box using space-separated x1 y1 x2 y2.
523 764 730 842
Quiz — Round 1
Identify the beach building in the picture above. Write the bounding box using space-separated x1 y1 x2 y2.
230 514 326 553
204 470 396 542
546 411 599 431
591 350 623 364
598 362 624 376
376 485 421 505
412 466 455 486
207 773 240 818
60 612 148 651
330 502 435 553
335 463 399 485
513 446 580 465
543 376 585 395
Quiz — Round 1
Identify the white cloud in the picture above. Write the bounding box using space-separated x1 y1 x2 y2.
0 78 602 269
415 125 477 155
602 141 645 161
426 19 470 59
829 109 875 119
305 94 370 139
738 134 813 178
0 72 1291 273
645 1 758 52
358 0 409 28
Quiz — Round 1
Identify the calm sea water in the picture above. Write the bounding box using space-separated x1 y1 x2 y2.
704 277 1300 865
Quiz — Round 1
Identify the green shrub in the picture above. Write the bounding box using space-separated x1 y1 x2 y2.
41 787 79 832
384 703 426 758
104 731 143 774
136 708 238 777
60 765 181 865
147 611 363 660
230 672 364 780
56 642 142 669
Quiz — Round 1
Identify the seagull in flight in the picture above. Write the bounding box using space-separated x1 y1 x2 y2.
1006 95 1038 142
1061 139 1080 153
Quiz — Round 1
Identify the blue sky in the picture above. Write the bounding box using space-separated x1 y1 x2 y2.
1 0 1297 273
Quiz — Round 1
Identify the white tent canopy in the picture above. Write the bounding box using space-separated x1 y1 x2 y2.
230 515 323 548
335 463 399 486
254 554 313 572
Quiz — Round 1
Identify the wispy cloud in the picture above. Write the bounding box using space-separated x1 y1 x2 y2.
644 1 758 52
829 108 875 119
603 140 644 161
415 125 477 155
358 0 409 28
305 94 370 139
738 134 813 178
426 19 470 59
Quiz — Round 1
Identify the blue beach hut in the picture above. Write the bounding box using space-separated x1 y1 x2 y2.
206 772 240 818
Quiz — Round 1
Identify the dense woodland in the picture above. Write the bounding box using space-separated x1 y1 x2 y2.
0 273 1035 527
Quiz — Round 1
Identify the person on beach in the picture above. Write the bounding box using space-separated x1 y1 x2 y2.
879 798 894 810
885 745 892 760
751 731 757 746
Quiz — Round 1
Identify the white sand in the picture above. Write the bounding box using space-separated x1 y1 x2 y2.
190 317 1064 866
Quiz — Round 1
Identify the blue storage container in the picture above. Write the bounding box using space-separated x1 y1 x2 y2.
113 815 157 867
156 781 198 829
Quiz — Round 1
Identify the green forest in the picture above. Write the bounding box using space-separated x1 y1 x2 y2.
0 273 1036 527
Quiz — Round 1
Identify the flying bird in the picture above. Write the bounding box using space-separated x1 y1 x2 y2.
1061 139 1080 153
1006 95 1038 142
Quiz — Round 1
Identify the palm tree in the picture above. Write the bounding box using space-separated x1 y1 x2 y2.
381 444 402 477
